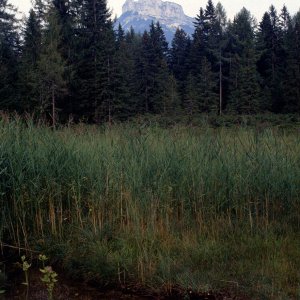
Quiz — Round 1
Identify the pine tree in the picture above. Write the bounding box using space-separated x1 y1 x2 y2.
170 28 189 82
204 0 219 65
0 0 19 110
136 22 169 114
197 57 219 113
19 9 42 112
216 2 227 32
111 24 137 120
282 13 300 113
150 22 170 113
169 28 190 105
227 8 262 113
191 7 206 75
257 6 285 112
135 30 152 114
228 49 262 114
190 0 221 113
52 0 77 119
74 0 115 122
36 8 67 127
215 2 227 114
184 73 199 117
161 74 181 116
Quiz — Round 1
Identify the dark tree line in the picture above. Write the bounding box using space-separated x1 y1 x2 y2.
0 0 299 124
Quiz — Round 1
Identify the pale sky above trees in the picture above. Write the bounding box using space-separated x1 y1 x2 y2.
10 0 300 21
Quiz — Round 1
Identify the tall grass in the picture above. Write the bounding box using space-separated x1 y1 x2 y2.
0 117 300 298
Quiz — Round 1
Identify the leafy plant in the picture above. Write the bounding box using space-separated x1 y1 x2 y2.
20 256 31 287
39 255 58 300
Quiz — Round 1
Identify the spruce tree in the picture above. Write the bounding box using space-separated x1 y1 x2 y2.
161 74 181 116
150 22 170 113
111 24 137 120
136 22 169 114
191 7 206 75
52 0 77 119
135 30 152 113
36 8 66 127
215 2 228 114
170 28 189 83
228 48 262 114
19 9 42 112
257 6 285 112
170 28 190 104
184 73 199 117
282 13 300 113
227 8 262 113
190 0 221 113
197 57 219 113
74 0 115 122
0 0 19 110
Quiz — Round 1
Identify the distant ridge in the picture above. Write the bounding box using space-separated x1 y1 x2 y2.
116 0 195 42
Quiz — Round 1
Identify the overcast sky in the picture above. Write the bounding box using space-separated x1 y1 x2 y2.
10 0 300 21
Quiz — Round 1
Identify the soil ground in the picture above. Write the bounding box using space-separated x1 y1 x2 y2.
3 270 248 300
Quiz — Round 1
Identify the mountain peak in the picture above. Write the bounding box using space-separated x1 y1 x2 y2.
117 0 195 43
122 0 186 21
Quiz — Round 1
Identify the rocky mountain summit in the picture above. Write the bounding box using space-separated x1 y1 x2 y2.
116 0 195 42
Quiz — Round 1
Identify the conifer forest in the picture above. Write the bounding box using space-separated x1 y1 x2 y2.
0 0 300 299
1 0 300 122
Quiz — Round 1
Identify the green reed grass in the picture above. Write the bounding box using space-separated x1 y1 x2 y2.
0 117 300 298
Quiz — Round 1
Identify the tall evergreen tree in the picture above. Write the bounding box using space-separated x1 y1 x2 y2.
191 7 206 75
136 22 169 114
190 0 221 113
111 24 137 120
19 9 42 112
197 57 219 113
204 0 220 66
282 12 300 112
51 0 77 118
169 28 190 104
36 8 67 127
227 8 262 113
215 2 227 114
0 0 19 110
74 0 115 122
184 73 199 117
149 22 170 113
135 30 152 113
257 6 285 112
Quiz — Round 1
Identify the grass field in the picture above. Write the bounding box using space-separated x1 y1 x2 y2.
0 117 300 298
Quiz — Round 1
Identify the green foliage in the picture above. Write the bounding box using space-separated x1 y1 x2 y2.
225 8 262 114
19 9 42 112
282 13 300 113
0 0 19 109
37 8 67 126
111 25 139 120
256 6 286 112
20 256 31 287
136 22 170 114
183 73 198 116
39 255 58 300
1 0 300 119
0 119 300 297
73 0 115 122
197 57 219 113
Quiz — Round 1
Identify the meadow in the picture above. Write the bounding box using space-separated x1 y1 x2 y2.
0 117 300 299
